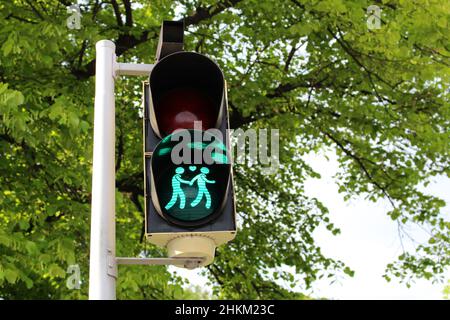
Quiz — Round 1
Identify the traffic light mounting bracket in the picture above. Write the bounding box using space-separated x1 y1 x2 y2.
115 256 206 270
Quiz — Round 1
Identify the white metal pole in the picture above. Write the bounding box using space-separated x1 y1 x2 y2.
89 40 117 300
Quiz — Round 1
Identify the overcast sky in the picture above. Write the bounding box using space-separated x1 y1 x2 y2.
303 151 449 299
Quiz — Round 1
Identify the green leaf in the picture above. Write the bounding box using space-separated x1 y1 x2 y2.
4 269 19 284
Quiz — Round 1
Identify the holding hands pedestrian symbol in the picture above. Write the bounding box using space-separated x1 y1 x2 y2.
165 166 216 210
189 167 215 209
164 167 190 210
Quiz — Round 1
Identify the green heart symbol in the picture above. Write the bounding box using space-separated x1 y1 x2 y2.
189 166 197 172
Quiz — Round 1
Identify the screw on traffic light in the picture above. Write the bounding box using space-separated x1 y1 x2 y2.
143 21 236 267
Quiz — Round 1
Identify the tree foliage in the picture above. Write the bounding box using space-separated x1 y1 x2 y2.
0 0 449 299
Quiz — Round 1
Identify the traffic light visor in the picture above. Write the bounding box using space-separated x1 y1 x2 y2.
149 52 225 137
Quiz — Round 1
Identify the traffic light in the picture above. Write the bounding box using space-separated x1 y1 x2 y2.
143 21 236 267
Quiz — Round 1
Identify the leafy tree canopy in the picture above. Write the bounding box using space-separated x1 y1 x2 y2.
0 0 449 299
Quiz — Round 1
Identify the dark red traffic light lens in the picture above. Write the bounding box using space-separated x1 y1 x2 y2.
157 87 217 135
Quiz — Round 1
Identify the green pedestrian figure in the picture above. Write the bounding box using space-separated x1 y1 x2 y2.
190 167 216 209
165 167 190 210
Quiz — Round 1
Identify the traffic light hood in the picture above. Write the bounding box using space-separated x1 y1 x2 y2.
149 51 225 137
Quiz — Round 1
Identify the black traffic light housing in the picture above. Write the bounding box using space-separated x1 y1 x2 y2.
143 21 236 265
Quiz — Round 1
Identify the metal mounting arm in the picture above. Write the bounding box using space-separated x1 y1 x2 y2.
116 257 206 270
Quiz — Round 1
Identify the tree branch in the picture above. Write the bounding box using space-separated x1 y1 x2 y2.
71 0 244 79
184 0 243 27
122 0 133 27
25 0 44 20
116 172 144 195
5 13 38 24
110 0 123 26
284 39 302 72
321 129 396 208
328 27 395 90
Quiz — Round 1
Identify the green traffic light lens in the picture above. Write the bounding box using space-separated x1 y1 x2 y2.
151 129 231 227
